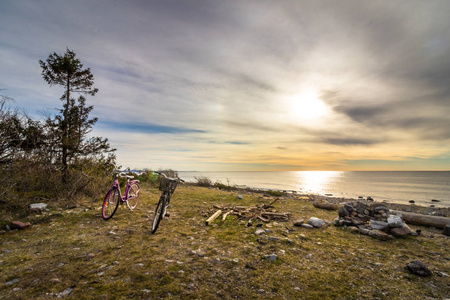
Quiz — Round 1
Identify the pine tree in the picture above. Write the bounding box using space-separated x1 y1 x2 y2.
39 48 114 182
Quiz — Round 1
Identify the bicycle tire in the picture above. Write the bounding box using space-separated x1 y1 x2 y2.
102 188 120 220
126 183 140 210
151 193 167 234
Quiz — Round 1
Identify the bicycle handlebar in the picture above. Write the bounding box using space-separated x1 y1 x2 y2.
153 171 185 182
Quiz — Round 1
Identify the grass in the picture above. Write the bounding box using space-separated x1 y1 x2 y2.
1 184 449 299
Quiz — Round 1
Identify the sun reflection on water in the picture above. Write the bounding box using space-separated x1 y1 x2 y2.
295 171 343 194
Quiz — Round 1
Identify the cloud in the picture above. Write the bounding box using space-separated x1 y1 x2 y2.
2 0 450 170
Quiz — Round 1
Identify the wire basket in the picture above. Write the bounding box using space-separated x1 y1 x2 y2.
159 177 178 193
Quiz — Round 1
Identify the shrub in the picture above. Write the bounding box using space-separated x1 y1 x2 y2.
194 176 212 187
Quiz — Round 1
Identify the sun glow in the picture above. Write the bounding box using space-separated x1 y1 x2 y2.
287 89 329 122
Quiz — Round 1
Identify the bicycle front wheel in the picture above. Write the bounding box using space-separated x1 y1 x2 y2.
102 188 120 220
151 194 167 234
126 183 140 210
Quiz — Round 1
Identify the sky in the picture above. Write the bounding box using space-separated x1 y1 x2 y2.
1 0 450 171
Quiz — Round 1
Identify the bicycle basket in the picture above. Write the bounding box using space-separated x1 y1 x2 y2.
159 177 171 191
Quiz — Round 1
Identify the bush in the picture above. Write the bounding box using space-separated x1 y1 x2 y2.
194 176 212 187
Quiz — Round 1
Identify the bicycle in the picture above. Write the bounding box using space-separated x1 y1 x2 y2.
102 167 140 220
151 172 184 234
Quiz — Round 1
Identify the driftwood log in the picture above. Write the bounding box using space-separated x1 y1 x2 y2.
205 210 222 225
205 204 291 225
391 210 450 229
313 201 341 211
313 200 450 229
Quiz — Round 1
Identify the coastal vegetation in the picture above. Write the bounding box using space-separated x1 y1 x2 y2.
1 184 449 299
1 49 115 217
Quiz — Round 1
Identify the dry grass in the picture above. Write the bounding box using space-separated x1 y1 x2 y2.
1 184 449 299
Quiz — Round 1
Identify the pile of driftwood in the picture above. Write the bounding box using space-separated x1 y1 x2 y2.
205 202 291 225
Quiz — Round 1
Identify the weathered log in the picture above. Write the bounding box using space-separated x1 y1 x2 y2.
391 210 450 229
222 211 231 222
313 201 341 211
206 210 222 225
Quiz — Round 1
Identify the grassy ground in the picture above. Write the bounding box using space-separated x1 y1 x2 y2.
1 184 449 299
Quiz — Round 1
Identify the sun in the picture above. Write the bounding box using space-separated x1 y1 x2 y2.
289 89 328 121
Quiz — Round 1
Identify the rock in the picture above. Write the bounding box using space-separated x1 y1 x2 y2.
344 204 354 213
338 207 349 218
59 287 73 297
5 278 20 285
347 226 359 234
307 217 324 228
255 229 265 235
387 215 403 228
368 229 390 241
29 203 47 213
370 220 389 231
9 221 31 230
409 200 415 204
442 225 450 236
358 226 371 235
301 224 314 229
269 236 279 242
367 196 374 201
264 254 278 261
293 219 304 227
431 199 440 202
236 195 243 200
407 260 432 277
391 224 412 237
332 217 341 226
356 202 369 214
373 206 389 214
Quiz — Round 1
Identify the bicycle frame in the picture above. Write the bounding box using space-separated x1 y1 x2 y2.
102 168 140 220
109 174 138 203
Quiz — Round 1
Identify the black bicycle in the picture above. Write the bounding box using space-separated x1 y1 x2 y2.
151 172 184 234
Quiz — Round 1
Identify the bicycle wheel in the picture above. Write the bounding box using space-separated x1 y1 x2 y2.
151 193 167 234
102 188 120 220
126 183 140 210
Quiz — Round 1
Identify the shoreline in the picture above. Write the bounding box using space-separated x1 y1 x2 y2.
193 183 450 217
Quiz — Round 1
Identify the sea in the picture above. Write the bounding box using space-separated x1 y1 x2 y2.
178 171 450 208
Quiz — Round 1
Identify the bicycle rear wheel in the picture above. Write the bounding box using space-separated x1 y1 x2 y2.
126 183 140 210
151 193 167 234
102 188 120 220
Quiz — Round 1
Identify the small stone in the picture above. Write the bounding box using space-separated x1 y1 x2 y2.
59 287 73 297
293 219 304 227
431 199 440 202
407 260 432 277
409 200 415 204
356 202 368 214
368 229 390 241
387 215 403 228
390 224 412 237
5 278 20 285
344 204 354 213
338 207 349 218
264 254 278 261
269 236 280 242
255 229 265 235
370 220 389 231
347 226 359 234
301 224 314 229
29 203 47 213
9 221 31 230
307 217 324 228
373 206 389 214
236 195 243 199
442 225 450 237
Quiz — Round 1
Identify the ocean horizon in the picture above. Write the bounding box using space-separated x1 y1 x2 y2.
178 171 450 208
